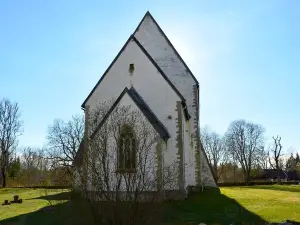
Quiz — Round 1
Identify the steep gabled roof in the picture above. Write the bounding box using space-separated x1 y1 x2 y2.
81 35 186 109
91 87 170 140
74 87 170 167
134 11 199 85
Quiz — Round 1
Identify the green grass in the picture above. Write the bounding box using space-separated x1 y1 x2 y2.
0 185 299 224
0 188 69 224
222 185 300 223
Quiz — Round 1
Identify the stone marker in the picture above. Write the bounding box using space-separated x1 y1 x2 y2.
10 195 23 204
2 200 11 206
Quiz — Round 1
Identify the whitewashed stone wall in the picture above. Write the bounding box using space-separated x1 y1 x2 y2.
87 93 159 192
134 13 216 187
83 38 185 191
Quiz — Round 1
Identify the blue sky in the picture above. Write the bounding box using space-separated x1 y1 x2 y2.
0 0 299 154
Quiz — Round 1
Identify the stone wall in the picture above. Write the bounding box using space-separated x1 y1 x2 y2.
134 13 217 188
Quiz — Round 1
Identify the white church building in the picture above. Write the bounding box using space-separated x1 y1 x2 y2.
74 11 217 200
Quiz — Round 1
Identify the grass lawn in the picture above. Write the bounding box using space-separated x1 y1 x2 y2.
0 188 70 224
221 185 300 223
164 185 300 224
0 185 299 224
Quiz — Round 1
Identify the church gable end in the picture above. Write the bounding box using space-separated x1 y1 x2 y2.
81 35 186 110
75 87 170 168
91 87 170 140
75 12 218 191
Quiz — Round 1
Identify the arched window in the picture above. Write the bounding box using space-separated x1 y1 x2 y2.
117 124 136 172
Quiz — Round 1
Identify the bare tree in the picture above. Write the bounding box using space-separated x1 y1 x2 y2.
259 147 269 170
47 115 84 172
225 120 265 183
73 103 179 225
20 147 51 185
268 136 283 183
200 126 227 181
224 139 239 183
22 147 48 171
0 98 22 187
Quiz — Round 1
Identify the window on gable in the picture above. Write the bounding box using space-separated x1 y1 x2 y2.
117 124 136 172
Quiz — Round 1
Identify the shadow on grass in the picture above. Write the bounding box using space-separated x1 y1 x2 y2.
29 191 72 201
0 201 78 225
1 189 268 225
164 188 267 225
240 185 300 193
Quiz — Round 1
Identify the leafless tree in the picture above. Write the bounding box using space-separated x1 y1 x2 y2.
224 140 240 183
22 147 48 171
73 103 179 225
200 126 227 181
19 147 51 185
0 98 22 187
47 114 84 173
268 136 283 183
225 120 265 183
259 147 269 170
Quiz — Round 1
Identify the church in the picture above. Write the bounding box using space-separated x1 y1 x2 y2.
73 11 217 200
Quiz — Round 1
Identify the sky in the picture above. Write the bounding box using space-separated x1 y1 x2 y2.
0 0 299 154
